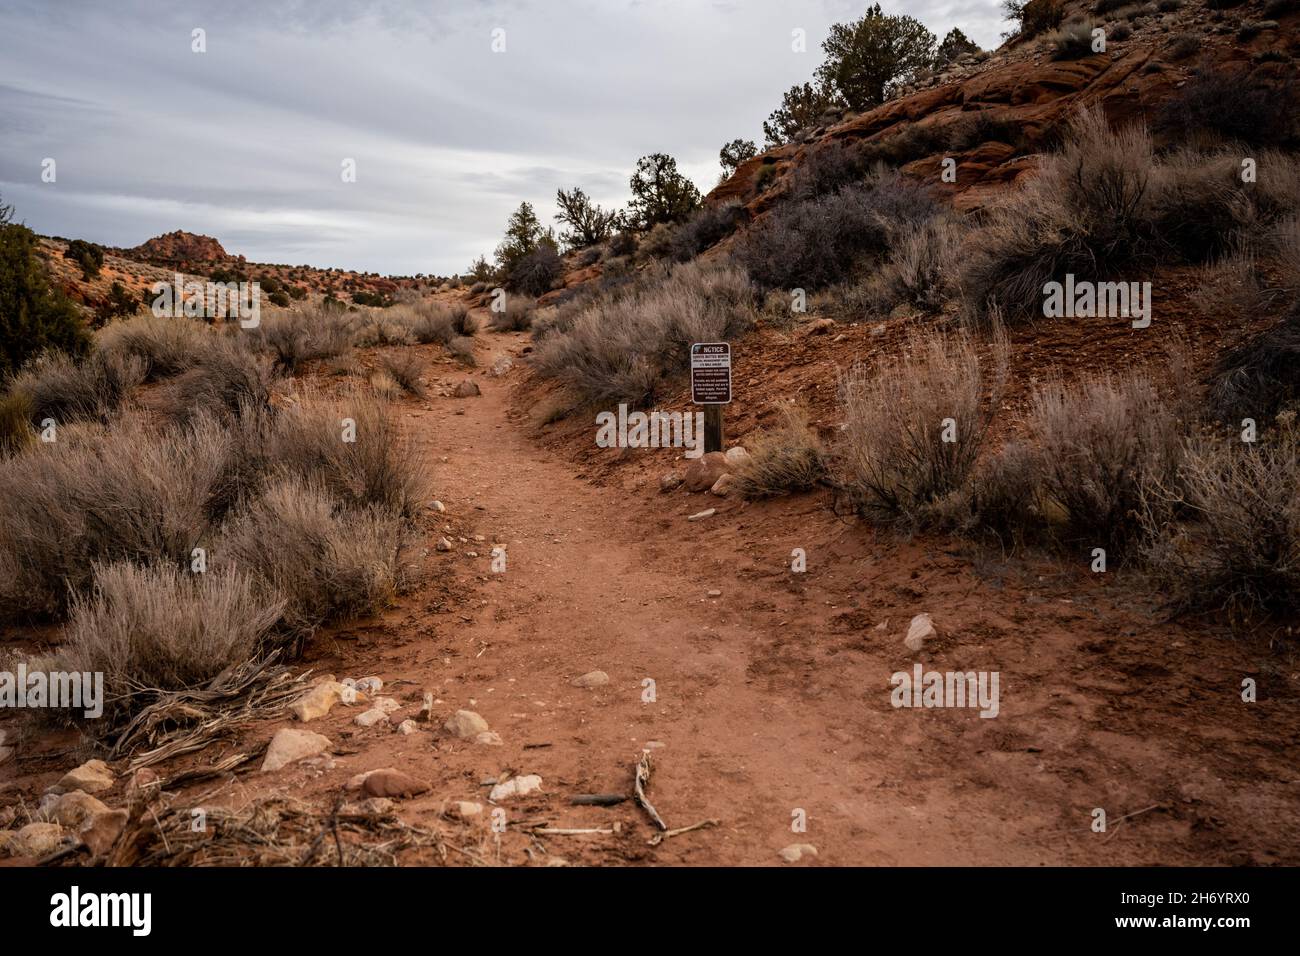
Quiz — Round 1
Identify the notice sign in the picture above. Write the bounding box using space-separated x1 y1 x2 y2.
690 342 732 405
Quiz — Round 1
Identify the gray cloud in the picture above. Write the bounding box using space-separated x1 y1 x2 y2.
0 0 1012 275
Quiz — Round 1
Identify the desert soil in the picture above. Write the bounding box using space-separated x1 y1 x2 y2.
6 327 1299 867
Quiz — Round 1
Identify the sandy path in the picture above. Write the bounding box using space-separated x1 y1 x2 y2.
278 329 1298 867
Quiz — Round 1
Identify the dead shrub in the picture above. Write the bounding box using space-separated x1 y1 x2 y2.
1046 19 1099 59
0 413 231 621
267 387 428 520
378 351 426 398
159 336 275 425
1143 422 1300 617
488 297 536 332
0 389 32 458
447 336 477 365
219 477 404 640
95 313 212 380
869 215 964 314
51 562 284 726
252 306 355 372
730 407 827 498
838 328 1007 524
962 109 1156 326
1028 372 1182 549
1209 301 1300 422
739 172 938 291
8 349 146 425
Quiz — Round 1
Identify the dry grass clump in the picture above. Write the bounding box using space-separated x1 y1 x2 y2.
1209 303 1300 422
219 477 404 640
729 407 826 498
1046 19 1098 59
391 301 478 345
838 328 1006 524
268 387 428 520
1143 419 1300 617
354 314 416 347
0 412 231 621
867 216 965 314
378 351 427 398
1028 372 1183 549
7 350 146 425
95 313 213 380
0 390 33 458
487 297 536 332
251 306 356 372
158 335 274 425
50 562 284 725
738 171 937 291
532 259 756 407
447 336 477 365
961 109 1156 326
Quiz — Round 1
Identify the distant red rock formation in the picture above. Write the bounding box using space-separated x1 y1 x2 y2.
129 230 232 266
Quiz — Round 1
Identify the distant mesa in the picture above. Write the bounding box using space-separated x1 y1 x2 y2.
127 230 238 268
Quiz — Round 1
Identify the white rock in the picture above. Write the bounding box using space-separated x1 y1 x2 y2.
354 708 388 727
475 731 503 746
687 508 716 522
436 537 453 552
355 677 383 695
396 719 420 735
570 670 609 689
904 613 935 652
779 843 818 863
489 774 543 802
430 500 446 513
261 729 331 772
449 800 483 820
53 759 114 795
371 696 400 714
707 589 722 598
724 446 752 466
443 709 489 739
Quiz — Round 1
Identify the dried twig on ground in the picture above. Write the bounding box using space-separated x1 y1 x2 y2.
633 750 667 831
110 654 308 766
649 818 719 846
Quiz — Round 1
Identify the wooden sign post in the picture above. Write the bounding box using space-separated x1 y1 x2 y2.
690 342 731 455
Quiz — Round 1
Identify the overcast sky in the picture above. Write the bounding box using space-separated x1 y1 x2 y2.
0 0 1011 276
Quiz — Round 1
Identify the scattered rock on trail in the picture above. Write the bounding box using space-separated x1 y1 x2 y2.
724 446 751 467
453 380 481 398
360 768 431 799
710 473 738 497
354 708 388 728
430 500 446 513
261 729 331 772
779 843 818 863
49 791 110 828
417 691 435 722
684 451 730 492
804 318 836 336
491 356 513 376
396 719 420 735
1 822 67 858
291 680 355 722
79 808 128 856
571 670 610 689
475 731 503 746
687 508 716 522
905 613 935 653
436 537 453 552
707 589 722 598
443 709 490 740
489 774 542 802
449 801 483 820
355 677 384 695
52 759 114 795
659 473 683 493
